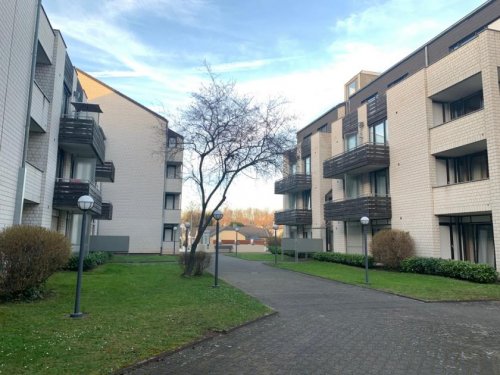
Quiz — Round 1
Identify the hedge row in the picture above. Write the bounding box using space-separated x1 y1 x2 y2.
313 252 374 268
268 246 311 258
65 251 113 272
401 257 497 284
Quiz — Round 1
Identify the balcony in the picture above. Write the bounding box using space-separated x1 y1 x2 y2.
53 179 102 215
164 209 181 223
324 195 391 221
274 174 311 194
95 202 113 220
165 178 182 193
30 82 49 132
433 180 490 216
323 143 389 179
96 161 115 183
59 115 105 164
25 163 43 204
274 209 312 226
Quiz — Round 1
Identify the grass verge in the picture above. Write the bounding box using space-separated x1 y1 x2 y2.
276 260 500 301
0 262 271 375
110 254 178 263
224 252 286 261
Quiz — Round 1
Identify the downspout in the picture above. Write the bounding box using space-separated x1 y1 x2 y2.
13 0 42 224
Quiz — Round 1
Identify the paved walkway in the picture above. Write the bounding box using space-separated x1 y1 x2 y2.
129 256 500 374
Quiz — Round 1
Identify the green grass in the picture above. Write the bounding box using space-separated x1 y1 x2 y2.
225 252 279 261
276 260 500 301
110 254 178 263
0 262 271 375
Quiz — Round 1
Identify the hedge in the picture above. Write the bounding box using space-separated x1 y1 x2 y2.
65 251 113 272
400 257 498 283
313 252 374 268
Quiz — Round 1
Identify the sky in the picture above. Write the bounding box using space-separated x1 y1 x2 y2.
44 0 486 211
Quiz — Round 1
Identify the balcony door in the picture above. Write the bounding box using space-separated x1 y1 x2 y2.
72 158 96 182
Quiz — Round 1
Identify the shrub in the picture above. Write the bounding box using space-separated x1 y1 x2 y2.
401 257 498 283
179 251 212 276
313 252 374 268
371 229 415 269
0 225 71 299
65 251 113 271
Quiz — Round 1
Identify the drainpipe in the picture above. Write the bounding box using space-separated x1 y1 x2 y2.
13 0 42 225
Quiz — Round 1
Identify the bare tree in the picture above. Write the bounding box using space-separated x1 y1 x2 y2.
174 69 295 276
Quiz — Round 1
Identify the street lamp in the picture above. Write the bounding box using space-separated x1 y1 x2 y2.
184 222 191 253
213 210 223 288
234 225 239 257
360 216 370 284
71 195 94 318
173 226 178 255
272 224 279 265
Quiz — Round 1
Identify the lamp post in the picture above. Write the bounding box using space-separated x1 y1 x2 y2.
234 225 239 257
71 195 94 318
213 210 223 288
173 226 178 255
184 222 191 253
273 224 279 265
360 216 370 284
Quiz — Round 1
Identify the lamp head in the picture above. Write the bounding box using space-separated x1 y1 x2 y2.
185 222 191 229
360 216 370 225
213 210 223 221
77 195 94 211
272 224 279 230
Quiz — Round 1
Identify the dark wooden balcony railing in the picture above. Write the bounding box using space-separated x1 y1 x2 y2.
324 195 391 221
95 202 113 220
53 179 102 215
274 209 312 226
274 174 311 194
59 115 105 163
96 161 115 183
323 143 389 179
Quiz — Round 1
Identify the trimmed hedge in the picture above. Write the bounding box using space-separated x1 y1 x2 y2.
401 257 498 284
313 252 374 268
65 251 113 272
268 247 311 258
0 226 71 299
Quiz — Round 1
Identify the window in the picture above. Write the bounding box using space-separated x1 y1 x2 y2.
290 162 297 175
450 91 483 120
345 175 361 199
449 27 485 52
304 157 311 175
436 151 489 185
318 123 328 133
302 190 311 210
166 165 178 178
369 120 388 144
164 194 179 209
163 225 178 241
370 169 389 196
168 137 177 148
348 81 357 97
345 133 357 151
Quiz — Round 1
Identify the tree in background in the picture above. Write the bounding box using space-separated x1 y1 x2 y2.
174 68 294 276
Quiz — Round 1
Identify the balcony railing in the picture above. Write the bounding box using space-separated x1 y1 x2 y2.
274 174 311 194
31 82 49 132
95 202 113 220
96 161 115 183
324 195 391 221
59 114 105 163
274 209 312 226
53 178 102 215
323 143 389 179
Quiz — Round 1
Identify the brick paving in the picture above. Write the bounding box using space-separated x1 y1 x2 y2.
128 256 500 375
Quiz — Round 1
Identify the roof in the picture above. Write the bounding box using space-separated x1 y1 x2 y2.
210 225 270 239
76 68 170 125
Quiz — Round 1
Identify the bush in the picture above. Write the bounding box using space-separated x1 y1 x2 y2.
0 226 71 299
179 251 212 276
313 252 374 268
65 251 113 271
401 257 498 283
371 229 415 269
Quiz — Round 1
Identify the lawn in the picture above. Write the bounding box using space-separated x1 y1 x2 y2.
110 254 178 263
276 260 500 301
0 261 271 375
225 252 280 261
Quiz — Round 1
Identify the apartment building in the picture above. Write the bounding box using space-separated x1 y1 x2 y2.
0 2 183 254
77 71 184 254
276 0 500 269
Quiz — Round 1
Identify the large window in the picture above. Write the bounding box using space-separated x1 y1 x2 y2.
166 164 180 178
348 81 357 97
304 157 311 175
290 162 297 175
345 133 357 151
450 91 483 120
302 190 311 210
370 169 389 196
345 175 361 199
164 194 179 209
436 151 488 185
369 120 388 145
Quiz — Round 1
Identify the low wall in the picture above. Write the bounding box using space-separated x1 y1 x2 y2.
90 236 130 253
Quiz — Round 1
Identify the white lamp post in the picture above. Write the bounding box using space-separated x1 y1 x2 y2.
272 224 279 265
71 195 94 318
360 216 370 284
173 226 178 255
213 210 223 287
234 225 240 257
184 222 191 253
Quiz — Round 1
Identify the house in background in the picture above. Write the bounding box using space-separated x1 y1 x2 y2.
275 1 500 270
203 225 270 253
77 70 184 254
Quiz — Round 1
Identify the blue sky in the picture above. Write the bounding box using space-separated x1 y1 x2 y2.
44 0 486 210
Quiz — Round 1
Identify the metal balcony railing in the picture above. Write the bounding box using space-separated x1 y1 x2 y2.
59 114 105 163
324 195 391 221
53 178 102 215
274 209 312 225
274 174 312 194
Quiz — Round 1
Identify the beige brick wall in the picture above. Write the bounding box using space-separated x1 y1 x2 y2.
78 71 172 253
